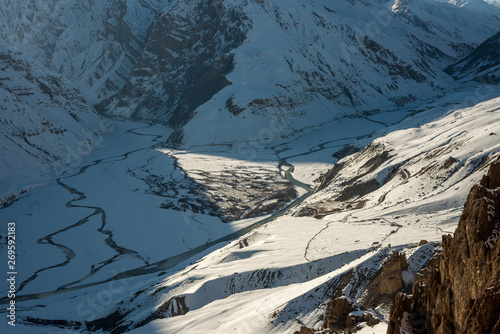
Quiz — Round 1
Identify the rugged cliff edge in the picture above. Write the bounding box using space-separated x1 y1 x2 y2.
388 159 500 334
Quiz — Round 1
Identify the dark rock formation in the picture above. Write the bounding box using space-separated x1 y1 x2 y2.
324 292 357 330
85 309 131 334
320 291 380 333
361 251 408 309
87 296 188 334
317 143 394 198
387 292 414 334
100 0 250 139
26 317 82 330
294 252 408 334
322 290 380 333
388 159 500 334
332 143 363 161
135 296 188 327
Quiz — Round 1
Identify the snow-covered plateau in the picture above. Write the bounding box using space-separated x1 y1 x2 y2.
0 0 500 333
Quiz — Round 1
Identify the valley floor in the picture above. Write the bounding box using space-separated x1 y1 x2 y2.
1 85 499 334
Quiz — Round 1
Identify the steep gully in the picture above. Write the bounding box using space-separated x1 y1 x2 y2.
1 115 395 304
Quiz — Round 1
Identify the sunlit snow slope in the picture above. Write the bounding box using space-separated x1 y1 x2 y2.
0 1 499 334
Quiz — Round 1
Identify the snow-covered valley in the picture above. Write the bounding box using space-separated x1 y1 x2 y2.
1 82 499 333
1 0 500 333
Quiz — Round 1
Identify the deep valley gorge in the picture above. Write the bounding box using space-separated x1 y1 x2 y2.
1 0 500 333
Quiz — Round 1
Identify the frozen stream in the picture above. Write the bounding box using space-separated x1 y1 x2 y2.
0 121 317 304
0 112 400 304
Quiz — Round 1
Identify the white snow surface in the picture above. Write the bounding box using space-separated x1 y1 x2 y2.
177 0 500 147
1 0 499 208
1 1 500 333
1 85 499 334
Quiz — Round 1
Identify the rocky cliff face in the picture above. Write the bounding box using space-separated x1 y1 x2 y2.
387 159 500 334
322 293 380 333
361 251 408 308
99 0 250 137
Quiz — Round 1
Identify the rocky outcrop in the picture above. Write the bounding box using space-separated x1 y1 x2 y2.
360 251 408 308
294 252 407 334
323 293 380 332
317 144 394 195
388 159 500 334
324 293 357 330
100 0 250 137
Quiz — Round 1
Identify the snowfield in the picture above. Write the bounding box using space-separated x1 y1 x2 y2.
1 83 499 334
1 1 500 333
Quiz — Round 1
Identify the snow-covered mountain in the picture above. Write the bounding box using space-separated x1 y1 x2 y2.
446 29 500 84
0 0 174 203
96 0 251 132
99 0 500 146
6 86 499 334
0 44 106 206
294 87 500 220
0 0 173 103
1 0 499 154
1 1 500 333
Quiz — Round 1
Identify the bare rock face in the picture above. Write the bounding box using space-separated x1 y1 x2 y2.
387 292 413 334
388 159 500 334
375 252 408 297
322 289 380 333
361 251 408 308
100 0 250 139
324 293 356 330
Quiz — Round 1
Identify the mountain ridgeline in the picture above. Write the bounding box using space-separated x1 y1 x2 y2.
2 0 500 147
100 0 500 146
446 29 500 84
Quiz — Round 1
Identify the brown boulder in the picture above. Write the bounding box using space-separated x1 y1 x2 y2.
324 294 357 330
361 251 408 308
323 291 380 332
387 292 413 334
